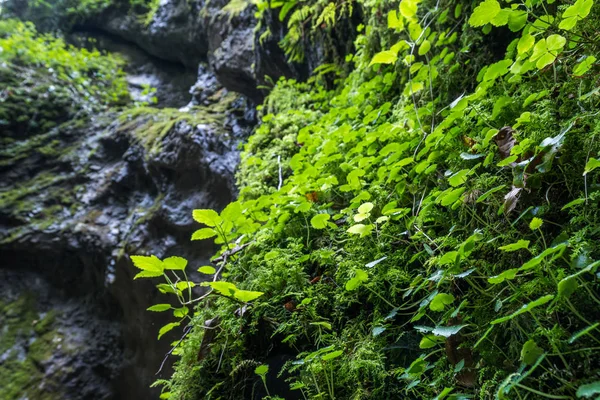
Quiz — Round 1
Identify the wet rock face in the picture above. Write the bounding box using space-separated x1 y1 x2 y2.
0 269 122 400
0 65 253 397
93 0 208 69
69 32 198 108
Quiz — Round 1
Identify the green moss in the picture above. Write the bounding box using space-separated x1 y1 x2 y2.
0 294 65 400
117 91 238 157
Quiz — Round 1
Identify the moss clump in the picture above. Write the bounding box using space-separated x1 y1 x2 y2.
0 295 64 400
116 90 239 157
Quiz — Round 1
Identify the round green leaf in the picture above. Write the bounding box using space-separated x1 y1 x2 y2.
469 0 501 27
311 213 331 229
198 266 217 274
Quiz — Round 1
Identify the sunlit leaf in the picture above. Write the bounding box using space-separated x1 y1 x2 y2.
147 304 171 312
158 322 180 339
499 240 530 252
469 0 501 27
163 256 187 271
198 266 216 274
311 213 331 229
234 289 265 303
192 209 222 227
191 228 217 240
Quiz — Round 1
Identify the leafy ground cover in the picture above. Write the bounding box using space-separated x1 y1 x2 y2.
135 0 599 398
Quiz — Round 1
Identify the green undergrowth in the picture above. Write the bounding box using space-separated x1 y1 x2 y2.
0 19 129 138
132 0 600 399
1 0 167 32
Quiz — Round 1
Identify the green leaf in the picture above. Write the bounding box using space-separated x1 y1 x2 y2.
499 240 530 252
430 293 455 311
173 306 189 318
517 33 535 55
562 198 585 210
438 251 459 266
448 169 469 187
163 256 187 271
583 157 600 175
387 10 403 30
484 59 512 81
569 323 600 344
559 0 593 31
476 184 506 203
191 227 217 240
358 202 374 214
345 269 369 291
419 334 443 349
520 243 567 270
577 381 600 398
529 217 543 230
441 187 466 206
147 304 171 312
198 266 216 274
507 9 528 31
520 339 543 365
208 281 237 296
158 322 180 339
192 209 222 227
418 40 431 55
491 8 510 26
558 275 578 298
347 224 373 237
311 213 331 229
573 56 596 76
369 50 398 66
234 289 265 303
488 268 518 284
321 350 343 361
469 0 501 27
220 201 243 223
156 284 178 294
255 365 269 376
399 0 418 18
131 255 164 272
530 35 566 69
134 270 164 279
176 281 195 291
490 294 554 324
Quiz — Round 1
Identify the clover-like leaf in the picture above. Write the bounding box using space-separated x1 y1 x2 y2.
311 213 331 229
559 0 593 31
469 0 501 27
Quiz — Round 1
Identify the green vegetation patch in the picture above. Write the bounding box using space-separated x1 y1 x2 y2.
122 0 599 398
0 20 129 138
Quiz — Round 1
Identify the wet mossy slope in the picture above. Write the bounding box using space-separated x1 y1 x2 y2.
131 0 600 399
